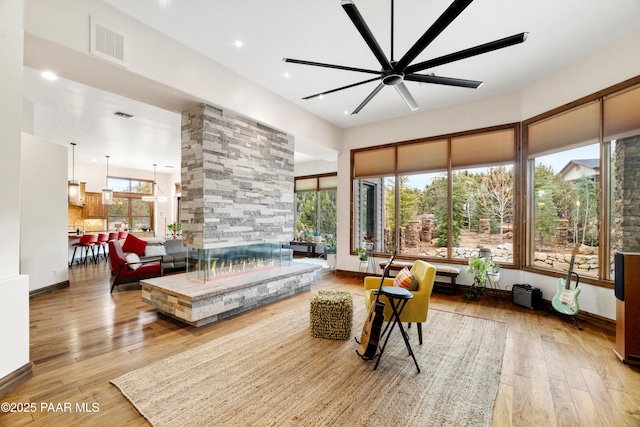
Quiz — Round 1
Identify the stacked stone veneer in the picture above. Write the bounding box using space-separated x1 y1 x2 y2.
142 262 322 327
614 135 640 252
181 103 294 249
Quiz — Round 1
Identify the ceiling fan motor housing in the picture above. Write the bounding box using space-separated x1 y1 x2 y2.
382 70 404 86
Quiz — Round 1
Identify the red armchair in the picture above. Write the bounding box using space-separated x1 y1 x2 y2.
108 241 163 293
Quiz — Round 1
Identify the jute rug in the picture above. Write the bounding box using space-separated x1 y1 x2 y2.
111 295 507 427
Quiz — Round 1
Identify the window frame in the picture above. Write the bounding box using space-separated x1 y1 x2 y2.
521 75 640 288
350 123 520 267
294 173 337 238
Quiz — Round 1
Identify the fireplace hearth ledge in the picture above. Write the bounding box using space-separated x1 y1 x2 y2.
141 262 323 327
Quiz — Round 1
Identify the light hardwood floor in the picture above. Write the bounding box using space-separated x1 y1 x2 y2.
2 261 639 426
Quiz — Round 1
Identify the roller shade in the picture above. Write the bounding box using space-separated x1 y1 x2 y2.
397 139 448 175
604 84 640 142
319 175 337 190
528 101 600 158
295 177 317 192
353 147 396 179
295 175 337 192
452 128 515 168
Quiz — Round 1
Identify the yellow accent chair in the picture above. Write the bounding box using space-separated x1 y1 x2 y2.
364 260 436 344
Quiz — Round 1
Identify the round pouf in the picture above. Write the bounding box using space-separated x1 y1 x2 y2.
310 290 353 340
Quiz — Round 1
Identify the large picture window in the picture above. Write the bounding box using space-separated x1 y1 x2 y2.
106 176 155 232
525 82 640 282
294 174 337 241
352 126 516 264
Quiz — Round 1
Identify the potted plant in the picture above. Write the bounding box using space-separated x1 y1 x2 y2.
355 246 368 264
167 222 182 239
465 255 495 301
363 230 377 251
313 230 322 243
486 263 501 286
324 236 336 267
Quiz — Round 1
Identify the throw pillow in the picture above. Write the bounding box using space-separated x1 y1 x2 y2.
125 253 142 270
144 245 167 257
394 267 414 289
122 234 147 257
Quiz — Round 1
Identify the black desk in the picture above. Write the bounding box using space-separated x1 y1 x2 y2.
374 286 421 373
288 241 316 257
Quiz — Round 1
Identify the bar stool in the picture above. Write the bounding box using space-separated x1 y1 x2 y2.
70 234 99 266
96 233 109 262
108 231 119 241
118 231 128 241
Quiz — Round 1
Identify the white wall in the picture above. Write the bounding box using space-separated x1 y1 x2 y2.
337 30 640 320
0 0 30 384
23 0 342 151
21 134 69 291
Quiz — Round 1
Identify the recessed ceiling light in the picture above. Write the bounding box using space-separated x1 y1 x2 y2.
234 40 244 48
41 71 58 81
319 95 324 100
344 110 349 115
283 72 290 78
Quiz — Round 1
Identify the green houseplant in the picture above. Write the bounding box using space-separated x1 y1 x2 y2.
167 222 182 239
355 246 368 262
465 255 495 301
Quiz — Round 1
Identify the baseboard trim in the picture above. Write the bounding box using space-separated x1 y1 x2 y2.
29 280 70 299
0 362 33 398
340 273 616 333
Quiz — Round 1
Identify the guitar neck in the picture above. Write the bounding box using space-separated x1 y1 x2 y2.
565 244 581 290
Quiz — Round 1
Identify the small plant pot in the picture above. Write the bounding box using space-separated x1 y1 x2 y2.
327 253 337 267
487 272 500 285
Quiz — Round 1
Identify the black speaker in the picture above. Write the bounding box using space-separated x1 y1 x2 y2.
512 284 542 309
615 251 624 301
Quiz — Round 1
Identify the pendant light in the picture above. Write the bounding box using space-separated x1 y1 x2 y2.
102 155 114 205
141 164 168 203
68 142 81 204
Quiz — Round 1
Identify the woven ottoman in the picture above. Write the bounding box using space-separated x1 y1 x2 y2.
310 290 353 340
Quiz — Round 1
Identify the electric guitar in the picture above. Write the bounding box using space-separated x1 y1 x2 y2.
552 244 581 316
356 251 396 360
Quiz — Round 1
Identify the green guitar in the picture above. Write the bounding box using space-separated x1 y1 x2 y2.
552 244 581 316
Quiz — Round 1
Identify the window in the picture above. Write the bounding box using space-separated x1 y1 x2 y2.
525 81 640 282
294 174 337 240
352 126 516 263
106 176 154 231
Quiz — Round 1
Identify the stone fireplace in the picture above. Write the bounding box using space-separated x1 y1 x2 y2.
140 103 321 326
185 243 291 284
180 103 295 250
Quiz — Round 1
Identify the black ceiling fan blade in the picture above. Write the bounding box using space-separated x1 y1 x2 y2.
395 0 474 71
404 73 482 88
283 58 382 76
395 83 419 111
341 0 392 70
405 32 528 74
352 82 385 114
302 77 380 100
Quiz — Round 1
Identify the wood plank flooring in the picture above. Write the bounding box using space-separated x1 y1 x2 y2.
1 261 639 426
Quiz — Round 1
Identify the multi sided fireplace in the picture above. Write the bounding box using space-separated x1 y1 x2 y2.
186 243 292 284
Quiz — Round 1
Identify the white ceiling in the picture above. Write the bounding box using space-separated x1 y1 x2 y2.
22 0 640 172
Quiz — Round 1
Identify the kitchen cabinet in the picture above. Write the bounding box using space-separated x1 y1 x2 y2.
84 192 106 218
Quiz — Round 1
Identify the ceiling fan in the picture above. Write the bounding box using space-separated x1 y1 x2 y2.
283 0 528 114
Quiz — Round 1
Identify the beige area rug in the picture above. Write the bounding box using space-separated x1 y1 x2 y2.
111 298 507 427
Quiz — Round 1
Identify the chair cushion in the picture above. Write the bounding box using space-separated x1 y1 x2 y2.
125 253 142 270
144 245 167 257
122 234 148 257
394 267 418 290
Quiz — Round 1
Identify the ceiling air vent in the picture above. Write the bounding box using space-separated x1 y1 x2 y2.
113 111 134 119
90 17 126 66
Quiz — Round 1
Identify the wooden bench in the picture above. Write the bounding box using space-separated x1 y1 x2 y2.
378 260 461 295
